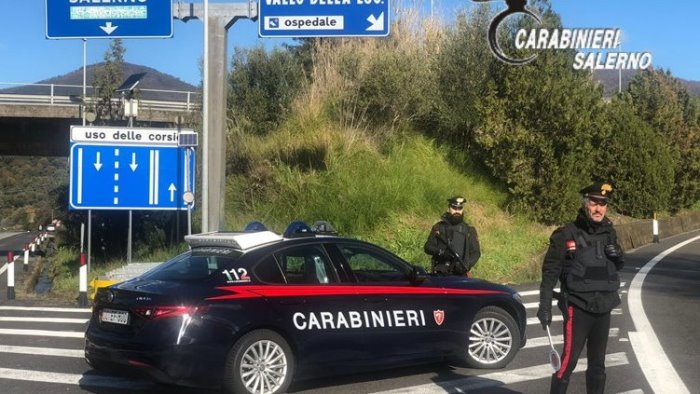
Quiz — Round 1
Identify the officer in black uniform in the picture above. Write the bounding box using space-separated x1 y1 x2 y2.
537 182 624 394
424 196 481 276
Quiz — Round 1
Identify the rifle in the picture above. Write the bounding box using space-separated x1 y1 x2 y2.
435 232 468 275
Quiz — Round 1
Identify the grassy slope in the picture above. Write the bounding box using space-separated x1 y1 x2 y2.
225 115 552 284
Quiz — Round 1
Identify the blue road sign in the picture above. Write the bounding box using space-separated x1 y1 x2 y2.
69 144 195 210
259 0 390 37
46 0 173 39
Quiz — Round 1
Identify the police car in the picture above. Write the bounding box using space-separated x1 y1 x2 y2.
85 221 527 394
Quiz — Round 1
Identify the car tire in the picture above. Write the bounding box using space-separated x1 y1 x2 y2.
223 329 295 394
460 306 521 369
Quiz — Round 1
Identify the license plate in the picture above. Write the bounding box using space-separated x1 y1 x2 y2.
101 308 129 325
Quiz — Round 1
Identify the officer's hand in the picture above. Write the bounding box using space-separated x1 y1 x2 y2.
537 305 552 329
604 244 623 260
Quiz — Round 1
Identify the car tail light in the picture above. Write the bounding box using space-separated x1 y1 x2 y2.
131 305 208 320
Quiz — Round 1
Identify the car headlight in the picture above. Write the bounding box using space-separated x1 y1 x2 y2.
512 292 523 304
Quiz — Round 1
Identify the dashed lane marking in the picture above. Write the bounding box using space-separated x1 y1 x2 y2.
0 306 91 313
0 328 84 338
370 352 629 394
0 345 83 358
0 367 152 390
0 317 89 324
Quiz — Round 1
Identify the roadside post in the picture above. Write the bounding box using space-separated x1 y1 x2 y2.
23 244 29 272
78 252 88 307
7 252 15 300
653 212 659 243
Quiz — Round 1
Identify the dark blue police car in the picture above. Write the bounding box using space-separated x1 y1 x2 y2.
85 222 527 394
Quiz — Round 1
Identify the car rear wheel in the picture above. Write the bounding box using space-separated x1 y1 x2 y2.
223 329 295 394
463 306 520 369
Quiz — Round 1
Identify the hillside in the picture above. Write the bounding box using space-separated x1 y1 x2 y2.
0 62 199 101
593 69 700 97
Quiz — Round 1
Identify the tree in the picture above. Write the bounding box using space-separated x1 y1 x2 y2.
93 39 126 122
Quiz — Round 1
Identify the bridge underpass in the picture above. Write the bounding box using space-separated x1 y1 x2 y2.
0 84 200 157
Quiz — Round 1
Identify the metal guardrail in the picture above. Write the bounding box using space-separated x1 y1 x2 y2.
0 82 201 112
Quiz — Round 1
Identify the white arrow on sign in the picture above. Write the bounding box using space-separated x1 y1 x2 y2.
168 183 177 202
100 22 118 35
366 13 384 31
130 153 138 172
94 152 103 171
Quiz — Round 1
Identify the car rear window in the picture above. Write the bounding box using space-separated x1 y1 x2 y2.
142 248 243 281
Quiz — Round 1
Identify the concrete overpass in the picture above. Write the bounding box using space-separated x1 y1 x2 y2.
0 82 200 157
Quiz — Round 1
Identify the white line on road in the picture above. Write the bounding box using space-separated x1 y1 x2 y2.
0 306 91 313
0 367 152 390
0 317 88 324
524 328 619 349
527 315 563 325
628 235 700 394
0 345 83 358
0 328 84 338
371 352 629 394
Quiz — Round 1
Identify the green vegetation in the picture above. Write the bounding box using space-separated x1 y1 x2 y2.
4 2 700 291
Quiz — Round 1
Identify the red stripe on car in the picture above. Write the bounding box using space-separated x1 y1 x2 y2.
206 285 505 301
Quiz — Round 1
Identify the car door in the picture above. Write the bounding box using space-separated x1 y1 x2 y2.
262 243 373 371
327 242 457 363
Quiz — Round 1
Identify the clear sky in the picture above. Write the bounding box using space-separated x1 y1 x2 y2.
1 0 699 88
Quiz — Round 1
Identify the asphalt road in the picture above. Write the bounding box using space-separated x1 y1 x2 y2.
0 230 698 394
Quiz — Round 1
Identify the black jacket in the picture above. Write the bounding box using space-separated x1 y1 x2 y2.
539 209 624 314
424 214 480 275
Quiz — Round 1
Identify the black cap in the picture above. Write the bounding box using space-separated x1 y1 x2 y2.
579 182 613 200
447 196 466 208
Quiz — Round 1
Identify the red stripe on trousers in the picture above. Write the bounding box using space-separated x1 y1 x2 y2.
557 306 574 379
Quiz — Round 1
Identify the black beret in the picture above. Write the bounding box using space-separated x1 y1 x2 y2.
579 182 613 199
447 196 466 208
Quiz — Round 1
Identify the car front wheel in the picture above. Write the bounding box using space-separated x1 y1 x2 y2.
223 329 295 394
463 306 520 369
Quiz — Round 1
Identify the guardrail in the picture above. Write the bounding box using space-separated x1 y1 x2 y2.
0 82 201 112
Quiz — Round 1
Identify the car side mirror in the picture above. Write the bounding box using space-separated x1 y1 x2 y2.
408 266 429 285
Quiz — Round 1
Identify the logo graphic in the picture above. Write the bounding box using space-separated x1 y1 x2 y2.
433 309 445 326
472 0 652 70
269 18 279 29
473 0 541 65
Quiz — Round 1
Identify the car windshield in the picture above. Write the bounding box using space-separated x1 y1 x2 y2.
142 248 243 282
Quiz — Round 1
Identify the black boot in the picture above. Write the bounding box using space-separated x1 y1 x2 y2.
585 371 606 394
550 374 569 394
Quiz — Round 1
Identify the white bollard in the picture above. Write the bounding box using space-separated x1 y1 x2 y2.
30 243 36 255
78 253 88 307
652 213 659 243
23 244 29 272
7 252 15 300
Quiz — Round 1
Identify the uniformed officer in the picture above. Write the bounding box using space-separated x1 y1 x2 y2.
424 196 481 276
537 182 624 394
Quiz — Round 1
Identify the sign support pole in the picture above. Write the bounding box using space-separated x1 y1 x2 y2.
82 38 87 126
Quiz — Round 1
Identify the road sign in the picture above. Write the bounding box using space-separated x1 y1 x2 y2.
259 0 390 37
69 127 196 211
45 0 173 39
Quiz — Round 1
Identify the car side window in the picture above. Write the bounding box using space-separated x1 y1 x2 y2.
253 255 286 284
339 245 409 283
275 245 336 284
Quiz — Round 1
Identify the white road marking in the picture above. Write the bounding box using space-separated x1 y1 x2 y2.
0 262 7 275
0 317 88 324
371 352 628 394
0 345 83 358
628 235 700 394
0 367 152 390
617 390 644 394
0 306 91 313
0 328 84 338
524 328 618 349
527 315 563 325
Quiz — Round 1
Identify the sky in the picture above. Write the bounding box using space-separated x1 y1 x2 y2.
1 0 700 88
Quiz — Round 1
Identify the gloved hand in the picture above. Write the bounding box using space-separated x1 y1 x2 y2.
537 305 552 329
604 244 623 260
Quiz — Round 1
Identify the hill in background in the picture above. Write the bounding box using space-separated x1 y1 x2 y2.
0 62 199 101
593 69 700 97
